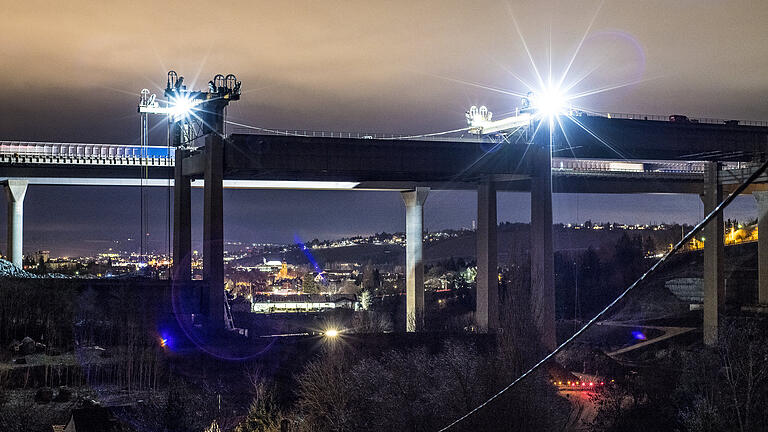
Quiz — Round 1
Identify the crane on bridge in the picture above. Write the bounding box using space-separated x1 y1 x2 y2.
465 90 579 142
138 70 241 146
136 71 243 262
138 70 243 336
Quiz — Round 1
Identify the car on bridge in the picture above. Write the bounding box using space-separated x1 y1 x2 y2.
669 114 690 123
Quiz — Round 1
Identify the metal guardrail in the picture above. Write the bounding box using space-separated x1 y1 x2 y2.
553 158 748 175
227 127 487 142
0 141 174 166
0 141 173 158
230 112 768 139
604 112 768 127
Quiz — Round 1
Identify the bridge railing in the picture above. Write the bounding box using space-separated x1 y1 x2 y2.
0 141 174 164
227 127 486 142
553 158 747 174
604 112 768 127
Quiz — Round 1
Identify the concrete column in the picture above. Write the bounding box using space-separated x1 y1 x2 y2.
401 187 429 332
754 191 768 304
172 147 192 281
701 161 724 346
530 121 556 351
3 180 28 267
476 181 499 332
203 134 225 331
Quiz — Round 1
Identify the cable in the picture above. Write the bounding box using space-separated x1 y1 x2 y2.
140 113 146 263
380 126 472 140
167 119 172 269
223 120 312 137
224 119 472 140
437 158 768 431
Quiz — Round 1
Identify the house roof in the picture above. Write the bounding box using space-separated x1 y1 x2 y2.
65 407 121 432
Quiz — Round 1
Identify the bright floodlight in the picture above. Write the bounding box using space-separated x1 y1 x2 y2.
529 87 567 118
169 95 199 120
324 328 339 338
466 85 569 136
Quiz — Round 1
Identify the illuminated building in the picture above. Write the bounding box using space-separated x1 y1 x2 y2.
276 260 295 280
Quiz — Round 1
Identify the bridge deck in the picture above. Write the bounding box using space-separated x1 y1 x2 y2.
3 115 768 193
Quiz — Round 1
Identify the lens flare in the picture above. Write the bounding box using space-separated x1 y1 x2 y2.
169 95 199 120
530 87 567 118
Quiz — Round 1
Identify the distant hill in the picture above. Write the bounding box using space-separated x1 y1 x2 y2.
284 243 403 267
609 241 758 322
277 223 687 268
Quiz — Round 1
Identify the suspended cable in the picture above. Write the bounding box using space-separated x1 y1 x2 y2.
139 111 147 262
380 126 472 139
224 119 473 140
438 158 768 431
223 121 312 137
167 118 172 269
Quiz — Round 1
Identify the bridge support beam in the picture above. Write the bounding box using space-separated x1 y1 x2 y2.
3 180 27 267
173 147 192 282
701 162 724 346
476 181 499 332
401 187 429 332
203 134 226 331
753 191 768 305
531 122 557 351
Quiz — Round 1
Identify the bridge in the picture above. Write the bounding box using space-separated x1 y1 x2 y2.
0 136 753 193
3 113 768 347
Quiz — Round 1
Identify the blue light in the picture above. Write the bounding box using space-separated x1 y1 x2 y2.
159 332 173 349
631 331 646 341
294 235 326 284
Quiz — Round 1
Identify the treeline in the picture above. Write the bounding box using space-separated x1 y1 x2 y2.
0 279 168 393
554 232 652 320
589 318 768 432
0 279 78 350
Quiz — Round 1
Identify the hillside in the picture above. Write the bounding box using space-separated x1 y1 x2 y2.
280 224 687 267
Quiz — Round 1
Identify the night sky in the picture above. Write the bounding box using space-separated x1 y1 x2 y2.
1 0 766 256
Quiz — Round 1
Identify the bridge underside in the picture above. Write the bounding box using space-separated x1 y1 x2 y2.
0 175 714 194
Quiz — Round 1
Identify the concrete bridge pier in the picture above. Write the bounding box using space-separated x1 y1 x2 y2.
530 123 557 351
753 191 768 305
476 180 499 332
401 187 429 332
3 180 28 267
702 161 724 346
203 134 225 331
172 147 192 282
